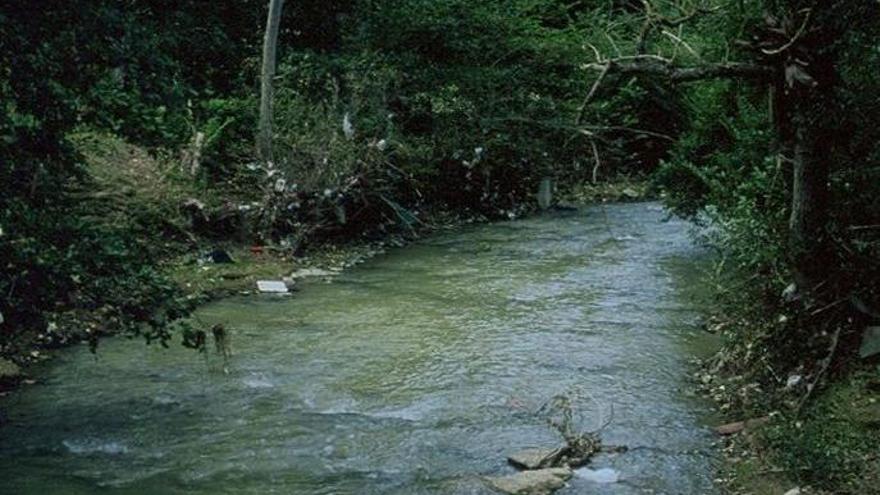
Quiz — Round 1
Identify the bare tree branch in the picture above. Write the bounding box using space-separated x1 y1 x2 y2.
662 29 703 61
575 63 611 125
589 138 602 184
584 59 772 82
762 8 812 56
635 1 720 54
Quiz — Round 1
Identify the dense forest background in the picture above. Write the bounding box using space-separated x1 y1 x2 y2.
2 1 879 491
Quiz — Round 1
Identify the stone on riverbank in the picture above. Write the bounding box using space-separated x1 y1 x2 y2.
485 467 572 495
256 280 290 293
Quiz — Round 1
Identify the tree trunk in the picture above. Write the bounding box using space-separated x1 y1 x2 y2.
788 104 829 289
257 0 285 164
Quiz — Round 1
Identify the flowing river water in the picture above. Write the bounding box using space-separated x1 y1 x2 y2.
0 202 720 494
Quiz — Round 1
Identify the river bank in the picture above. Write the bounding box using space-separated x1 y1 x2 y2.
695 298 880 494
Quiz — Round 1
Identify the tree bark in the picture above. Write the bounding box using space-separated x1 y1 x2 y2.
788 103 829 288
258 0 285 164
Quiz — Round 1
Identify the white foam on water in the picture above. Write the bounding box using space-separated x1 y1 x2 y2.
368 407 421 421
243 375 275 389
62 439 129 455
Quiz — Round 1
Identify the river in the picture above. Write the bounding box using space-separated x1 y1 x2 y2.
0 202 719 494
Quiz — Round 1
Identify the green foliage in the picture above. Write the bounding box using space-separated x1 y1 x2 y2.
2 198 191 353
658 82 789 283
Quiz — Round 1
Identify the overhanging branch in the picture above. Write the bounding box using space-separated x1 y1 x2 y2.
585 59 773 82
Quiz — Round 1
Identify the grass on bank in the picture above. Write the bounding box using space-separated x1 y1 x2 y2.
720 370 880 495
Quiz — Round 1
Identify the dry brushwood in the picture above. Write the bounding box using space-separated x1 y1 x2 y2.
534 391 620 468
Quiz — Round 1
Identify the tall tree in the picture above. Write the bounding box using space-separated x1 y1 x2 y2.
258 0 285 163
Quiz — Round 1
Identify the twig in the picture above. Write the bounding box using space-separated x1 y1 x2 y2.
580 124 675 141
586 43 603 63
590 138 602 184
796 325 843 412
493 116 675 141
586 53 673 65
810 298 845 316
761 9 812 56
575 63 611 125
596 403 614 432
662 29 703 61
604 33 622 58
665 5 721 27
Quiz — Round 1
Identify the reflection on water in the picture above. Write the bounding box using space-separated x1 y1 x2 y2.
0 202 718 494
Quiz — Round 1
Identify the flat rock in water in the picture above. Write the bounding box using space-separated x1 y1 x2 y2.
507 448 560 470
575 467 620 484
256 280 289 293
485 467 572 495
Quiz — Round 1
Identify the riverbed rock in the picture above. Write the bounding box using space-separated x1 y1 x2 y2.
507 448 561 470
485 467 572 495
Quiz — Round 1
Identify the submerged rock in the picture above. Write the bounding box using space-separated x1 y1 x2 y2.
507 447 561 470
575 467 620 484
485 467 572 495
